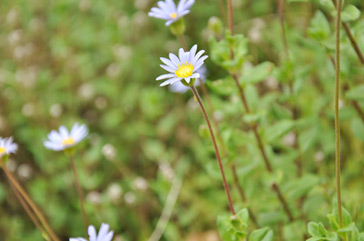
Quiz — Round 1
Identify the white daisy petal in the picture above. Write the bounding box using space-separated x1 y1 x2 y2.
160 57 177 68
160 64 175 72
156 73 176 80
70 224 114 241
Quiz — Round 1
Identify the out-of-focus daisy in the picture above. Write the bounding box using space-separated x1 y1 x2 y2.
157 44 208 86
169 65 207 93
148 0 195 26
70 223 114 241
44 123 88 151
0 137 18 158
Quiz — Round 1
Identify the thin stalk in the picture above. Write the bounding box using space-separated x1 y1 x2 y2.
10 182 47 239
334 0 344 230
0 160 61 241
190 86 236 215
147 177 182 241
69 155 89 237
227 0 234 34
232 74 295 221
177 35 188 51
332 0 364 64
277 0 289 59
217 0 227 25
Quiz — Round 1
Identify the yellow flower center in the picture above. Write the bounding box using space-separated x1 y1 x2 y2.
62 137 75 146
170 12 177 19
0 147 5 154
175 62 194 78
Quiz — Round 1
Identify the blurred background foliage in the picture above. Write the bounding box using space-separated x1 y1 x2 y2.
0 0 364 240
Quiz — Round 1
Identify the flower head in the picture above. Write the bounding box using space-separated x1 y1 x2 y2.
70 223 114 241
0 137 18 158
148 0 195 26
157 44 208 87
44 123 88 151
169 65 207 93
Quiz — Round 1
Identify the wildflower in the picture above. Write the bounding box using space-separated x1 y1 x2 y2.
44 123 88 151
0 137 18 158
70 223 114 241
148 0 195 26
157 44 208 87
169 65 207 93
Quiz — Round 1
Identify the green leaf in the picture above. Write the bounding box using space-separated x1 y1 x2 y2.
345 85 364 101
239 62 274 84
249 227 274 241
341 5 361 22
351 118 364 142
264 120 295 143
205 78 236 96
217 209 249 241
210 32 248 72
308 222 329 238
285 175 320 200
308 11 331 41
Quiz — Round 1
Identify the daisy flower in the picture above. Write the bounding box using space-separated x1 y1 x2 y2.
0 137 18 158
70 223 114 241
44 123 88 151
169 65 207 93
157 44 208 87
148 0 195 26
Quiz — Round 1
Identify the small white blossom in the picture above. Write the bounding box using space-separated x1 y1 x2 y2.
44 123 88 151
169 65 207 93
70 223 114 241
0 137 18 158
157 44 208 87
148 0 195 26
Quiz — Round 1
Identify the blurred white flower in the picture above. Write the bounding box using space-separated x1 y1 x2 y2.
86 191 102 205
78 83 95 101
18 164 33 180
49 104 63 118
157 45 208 86
44 123 88 151
132 177 148 191
149 0 195 26
169 65 207 93
22 103 35 117
70 223 114 241
108 183 123 201
102 144 116 160
0 137 18 158
124 192 136 204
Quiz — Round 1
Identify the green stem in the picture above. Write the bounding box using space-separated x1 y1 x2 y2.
191 86 236 215
69 155 89 238
227 0 234 34
334 0 344 232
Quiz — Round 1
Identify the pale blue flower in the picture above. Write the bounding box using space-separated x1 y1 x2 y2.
157 44 208 86
0 137 18 158
148 0 195 26
169 65 207 93
70 223 114 241
44 123 88 151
